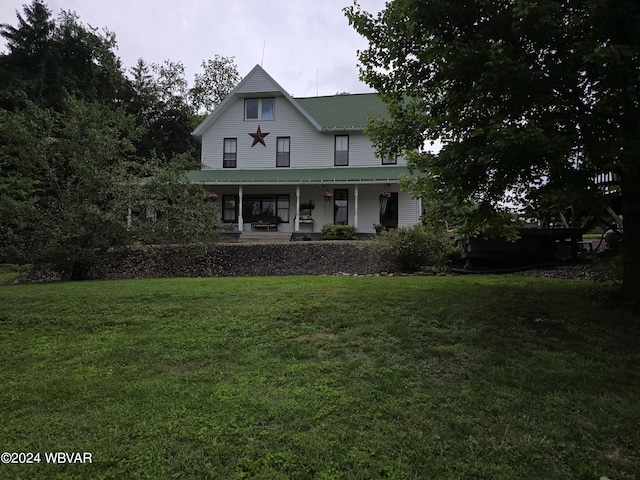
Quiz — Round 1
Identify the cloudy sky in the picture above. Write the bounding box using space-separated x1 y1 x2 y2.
1 0 387 98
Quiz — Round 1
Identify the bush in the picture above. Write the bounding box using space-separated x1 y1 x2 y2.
371 225 457 272
321 224 359 240
588 249 623 284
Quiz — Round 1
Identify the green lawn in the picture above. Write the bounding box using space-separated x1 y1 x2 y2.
0 264 29 283
0 275 638 479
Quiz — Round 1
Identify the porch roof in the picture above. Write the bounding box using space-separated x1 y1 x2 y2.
185 166 411 185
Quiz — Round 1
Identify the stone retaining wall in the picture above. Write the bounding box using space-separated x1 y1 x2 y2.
92 241 379 280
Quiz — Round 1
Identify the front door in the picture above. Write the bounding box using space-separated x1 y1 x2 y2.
334 189 348 225
380 192 398 228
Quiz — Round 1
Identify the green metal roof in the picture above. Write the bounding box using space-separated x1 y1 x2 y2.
186 166 409 185
295 94 388 130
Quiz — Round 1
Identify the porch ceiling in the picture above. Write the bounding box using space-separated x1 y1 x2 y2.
186 166 411 185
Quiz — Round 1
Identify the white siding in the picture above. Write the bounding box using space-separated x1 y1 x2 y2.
201 97 407 170
235 68 282 95
398 191 421 228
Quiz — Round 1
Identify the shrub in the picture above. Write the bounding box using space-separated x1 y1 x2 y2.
371 224 458 272
321 224 359 240
588 249 623 284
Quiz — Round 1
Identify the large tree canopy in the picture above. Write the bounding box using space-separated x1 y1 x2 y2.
1 1 241 166
0 0 126 109
126 56 241 166
0 1 238 279
190 55 242 115
346 0 640 300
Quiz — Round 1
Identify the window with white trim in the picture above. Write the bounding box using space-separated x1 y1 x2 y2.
276 137 290 167
334 135 349 166
223 138 237 168
245 98 274 120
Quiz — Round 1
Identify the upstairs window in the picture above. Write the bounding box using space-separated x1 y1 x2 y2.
223 138 237 168
382 153 398 165
334 135 349 166
245 98 274 120
276 137 290 167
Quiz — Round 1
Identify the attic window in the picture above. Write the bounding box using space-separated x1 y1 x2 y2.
245 98 274 120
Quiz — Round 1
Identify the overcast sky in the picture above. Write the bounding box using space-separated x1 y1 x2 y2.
1 0 387 98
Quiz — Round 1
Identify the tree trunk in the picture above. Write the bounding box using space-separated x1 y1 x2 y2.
621 170 640 302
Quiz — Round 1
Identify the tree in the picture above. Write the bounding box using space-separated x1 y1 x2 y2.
52 10 126 106
152 60 189 111
1 1 128 109
190 55 241 115
127 157 220 246
126 56 241 166
346 0 640 300
0 2 222 278
0 97 220 279
0 0 53 55
126 59 199 165
0 0 54 107
129 58 157 119
0 97 138 277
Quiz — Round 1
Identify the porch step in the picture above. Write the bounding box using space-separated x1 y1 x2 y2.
238 231 292 244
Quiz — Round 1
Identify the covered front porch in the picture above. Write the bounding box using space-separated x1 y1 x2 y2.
186 167 421 234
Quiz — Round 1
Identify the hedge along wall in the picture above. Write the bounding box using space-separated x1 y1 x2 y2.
90 242 379 280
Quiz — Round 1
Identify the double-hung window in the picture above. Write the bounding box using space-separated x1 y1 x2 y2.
245 98 274 120
223 138 237 168
276 137 290 167
222 195 239 223
334 135 349 166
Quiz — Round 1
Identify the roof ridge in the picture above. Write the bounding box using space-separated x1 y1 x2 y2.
294 92 380 100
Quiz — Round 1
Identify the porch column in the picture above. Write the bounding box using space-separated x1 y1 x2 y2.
353 185 359 229
238 185 243 232
417 197 423 224
295 186 301 232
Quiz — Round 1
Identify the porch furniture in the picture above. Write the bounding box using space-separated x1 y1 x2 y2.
250 215 282 231
297 208 314 231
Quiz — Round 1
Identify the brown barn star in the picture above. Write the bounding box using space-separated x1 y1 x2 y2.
248 125 270 147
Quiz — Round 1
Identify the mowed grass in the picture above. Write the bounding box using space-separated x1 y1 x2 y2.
0 275 638 479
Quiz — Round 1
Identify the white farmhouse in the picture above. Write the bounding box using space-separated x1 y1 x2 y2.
189 65 422 236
